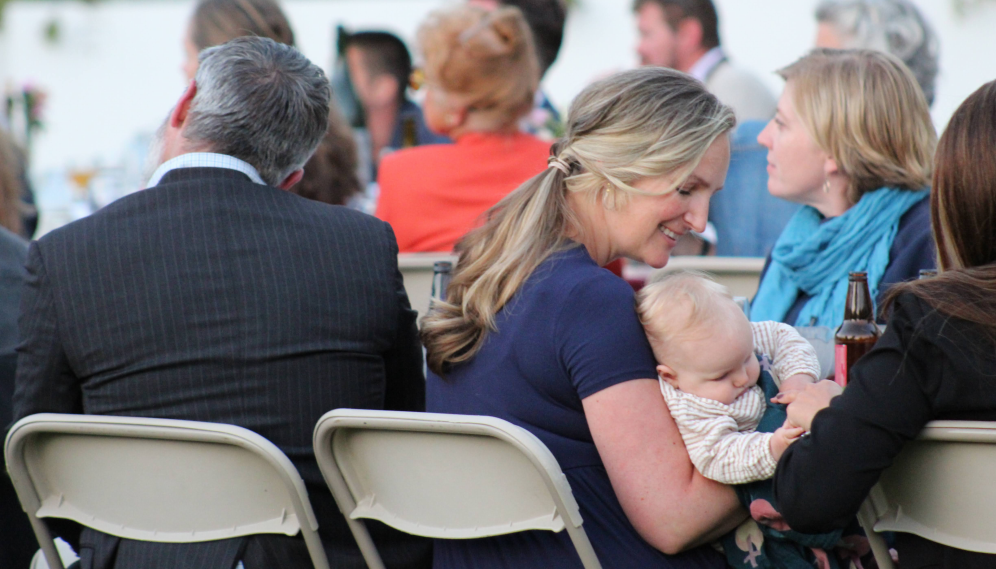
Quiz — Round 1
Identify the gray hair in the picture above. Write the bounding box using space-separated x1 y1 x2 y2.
816 0 939 105
184 36 331 186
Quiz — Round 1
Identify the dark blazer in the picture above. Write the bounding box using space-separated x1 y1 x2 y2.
774 292 996 568
11 167 431 569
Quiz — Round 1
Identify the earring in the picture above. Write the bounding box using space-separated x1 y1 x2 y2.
823 179 831 194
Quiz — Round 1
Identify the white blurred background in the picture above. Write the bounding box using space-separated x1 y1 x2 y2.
1 0 994 233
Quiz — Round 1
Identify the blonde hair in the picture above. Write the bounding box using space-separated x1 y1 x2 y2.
779 48 935 204
417 5 539 130
637 271 731 362
421 67 736 375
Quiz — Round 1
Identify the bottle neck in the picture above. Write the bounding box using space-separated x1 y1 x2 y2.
844 279 874 320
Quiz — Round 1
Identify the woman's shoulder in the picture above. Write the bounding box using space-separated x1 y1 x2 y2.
888 290 987 354
883 195 935 285
888 290 933 325
894 195 932 245
379 143 454 173
531 247 636 303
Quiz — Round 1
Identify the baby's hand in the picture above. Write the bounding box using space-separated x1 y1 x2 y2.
769 423 806 460
771 373 817 405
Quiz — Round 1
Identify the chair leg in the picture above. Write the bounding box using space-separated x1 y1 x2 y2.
564 524 602 569
345 517 387 569
28 516 66 569
300 525 331 569
857 501 895 569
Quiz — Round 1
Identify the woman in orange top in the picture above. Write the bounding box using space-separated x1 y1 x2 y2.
375 4 550 252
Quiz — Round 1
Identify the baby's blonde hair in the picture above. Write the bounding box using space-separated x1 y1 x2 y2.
636 271 733 362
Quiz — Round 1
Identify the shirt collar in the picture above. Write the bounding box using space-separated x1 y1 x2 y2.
146 152 267 188
687 46 726 83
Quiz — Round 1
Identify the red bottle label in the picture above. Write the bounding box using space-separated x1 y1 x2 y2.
834 344 848 387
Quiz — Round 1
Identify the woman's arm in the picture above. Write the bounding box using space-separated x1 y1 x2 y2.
583 378 746 554
773 296 939 533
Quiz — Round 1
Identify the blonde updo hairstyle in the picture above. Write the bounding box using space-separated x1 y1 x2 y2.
417 4 539 131
421 67 736 375
779 48 935 204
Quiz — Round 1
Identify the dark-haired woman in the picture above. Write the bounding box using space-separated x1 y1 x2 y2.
773 80 996 569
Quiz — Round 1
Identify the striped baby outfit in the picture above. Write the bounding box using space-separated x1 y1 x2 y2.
660 321 820 484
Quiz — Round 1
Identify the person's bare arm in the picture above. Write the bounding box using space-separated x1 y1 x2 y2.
583 378 746 554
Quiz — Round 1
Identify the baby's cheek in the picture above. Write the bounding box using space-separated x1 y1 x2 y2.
747 360 761 386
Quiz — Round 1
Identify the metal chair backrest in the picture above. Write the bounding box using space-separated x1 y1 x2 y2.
313 409 602 569
857 420 996 569
5 413 330 569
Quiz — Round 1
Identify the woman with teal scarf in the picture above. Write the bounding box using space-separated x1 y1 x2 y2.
751 49 936 328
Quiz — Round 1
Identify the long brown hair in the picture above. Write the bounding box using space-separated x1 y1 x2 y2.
189 0 294 50
883 80 996 339
420 67 735 375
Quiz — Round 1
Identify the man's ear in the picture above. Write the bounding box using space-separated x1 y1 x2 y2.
675 18 704 55
169 81 198 129
277 169 304 190
657 364 679 388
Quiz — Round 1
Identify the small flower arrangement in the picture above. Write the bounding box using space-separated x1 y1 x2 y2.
5 83 47 156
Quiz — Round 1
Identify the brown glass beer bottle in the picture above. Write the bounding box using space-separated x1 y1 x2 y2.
834 272 881 387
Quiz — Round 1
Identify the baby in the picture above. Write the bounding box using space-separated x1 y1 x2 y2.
636 272 817 485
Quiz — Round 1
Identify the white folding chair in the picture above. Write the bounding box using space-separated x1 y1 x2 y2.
313 409 602 569
5 413 330 569
857 420 996 569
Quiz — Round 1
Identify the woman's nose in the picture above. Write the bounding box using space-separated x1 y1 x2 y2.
757 120 774 149
684 194 710 234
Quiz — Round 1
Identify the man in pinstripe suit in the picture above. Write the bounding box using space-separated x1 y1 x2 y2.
11 37 431 569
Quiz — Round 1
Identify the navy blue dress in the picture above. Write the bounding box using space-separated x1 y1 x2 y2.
427 245 726 569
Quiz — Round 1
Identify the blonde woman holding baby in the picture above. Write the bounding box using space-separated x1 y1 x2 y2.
422 67 740 568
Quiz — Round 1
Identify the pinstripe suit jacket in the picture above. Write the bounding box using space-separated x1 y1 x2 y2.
11 167 432 569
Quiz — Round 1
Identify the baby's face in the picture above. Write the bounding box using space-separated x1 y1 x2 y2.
657 306 760 405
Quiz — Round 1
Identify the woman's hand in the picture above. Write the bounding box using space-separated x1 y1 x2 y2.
773 380 842 431
775 373 817 401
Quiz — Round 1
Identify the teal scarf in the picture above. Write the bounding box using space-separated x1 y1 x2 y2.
751 188 928 327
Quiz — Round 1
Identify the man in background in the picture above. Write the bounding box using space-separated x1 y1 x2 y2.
815 0 939 106
12 37 429 569
634 0 775 122
337 30 449 188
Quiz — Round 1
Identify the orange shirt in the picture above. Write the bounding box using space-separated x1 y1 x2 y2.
376 132 550 252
